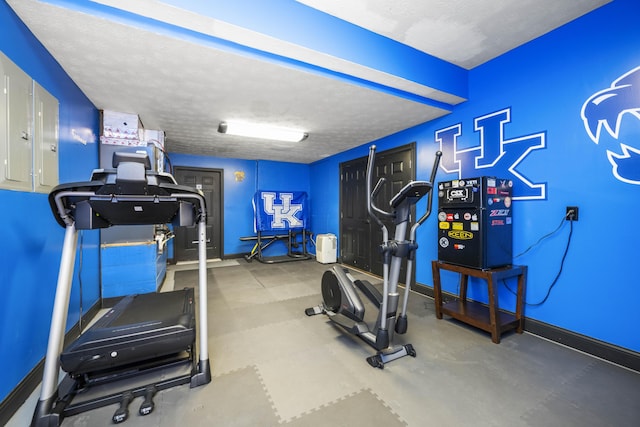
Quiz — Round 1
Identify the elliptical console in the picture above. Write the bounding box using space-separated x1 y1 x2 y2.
306 145 441 368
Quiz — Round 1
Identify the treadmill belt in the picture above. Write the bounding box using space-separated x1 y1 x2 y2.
60 288 195 376
113 289 193 326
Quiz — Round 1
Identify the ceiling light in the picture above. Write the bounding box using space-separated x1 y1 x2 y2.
218 121 308 142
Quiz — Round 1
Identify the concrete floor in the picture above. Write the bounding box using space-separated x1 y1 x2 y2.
10 259 640 426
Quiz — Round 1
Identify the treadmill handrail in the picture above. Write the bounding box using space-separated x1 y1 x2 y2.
51 187 206 228
53 190 95 227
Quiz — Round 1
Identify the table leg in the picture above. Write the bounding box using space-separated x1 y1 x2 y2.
515 266 527 334
487 275 500 344
431 261 443 319
459 274 469 302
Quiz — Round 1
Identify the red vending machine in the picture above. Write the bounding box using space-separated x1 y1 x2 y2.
437 177 513 269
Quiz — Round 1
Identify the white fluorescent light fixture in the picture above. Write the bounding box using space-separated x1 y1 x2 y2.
218 121 308 142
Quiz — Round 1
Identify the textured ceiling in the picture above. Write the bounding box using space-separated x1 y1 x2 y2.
296 0 609 69
7 0 609 164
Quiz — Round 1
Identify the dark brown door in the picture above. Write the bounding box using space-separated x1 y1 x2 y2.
173 167 223 262
340 157 370 270
369 145 415 277
339 144 415 278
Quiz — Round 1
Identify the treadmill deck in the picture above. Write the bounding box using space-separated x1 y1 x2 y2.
60 288 196 376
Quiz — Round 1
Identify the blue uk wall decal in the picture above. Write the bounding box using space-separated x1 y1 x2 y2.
435 107 546 200
581 65 640 185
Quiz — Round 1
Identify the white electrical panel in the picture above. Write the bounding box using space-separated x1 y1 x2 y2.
34 81 59 193
1 52 33 191
0 51 59 193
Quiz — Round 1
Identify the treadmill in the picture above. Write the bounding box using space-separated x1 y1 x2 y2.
32 152 211 426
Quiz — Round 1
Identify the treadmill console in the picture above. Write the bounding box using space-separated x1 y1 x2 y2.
48 152 205 229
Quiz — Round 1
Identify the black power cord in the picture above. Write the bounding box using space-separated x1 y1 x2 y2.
514 213 566 259
503 215 574 306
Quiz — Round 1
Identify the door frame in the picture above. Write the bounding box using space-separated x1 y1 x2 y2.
339 143 416 276
173 166 224 262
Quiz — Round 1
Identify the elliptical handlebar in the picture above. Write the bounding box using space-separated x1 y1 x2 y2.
367 146 442 230
371 176 386 201
366 146 393 229
416 151 442 227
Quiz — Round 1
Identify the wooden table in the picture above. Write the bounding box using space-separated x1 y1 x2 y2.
431 261 527 343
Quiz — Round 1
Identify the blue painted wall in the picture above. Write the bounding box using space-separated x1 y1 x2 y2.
170 153 311 258
2 0 639 412
310 0 640 353
0 1 100 404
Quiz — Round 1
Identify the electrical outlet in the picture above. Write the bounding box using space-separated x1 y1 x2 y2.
566 206 579 221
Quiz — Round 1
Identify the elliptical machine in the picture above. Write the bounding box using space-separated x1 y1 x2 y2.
306 145 441 368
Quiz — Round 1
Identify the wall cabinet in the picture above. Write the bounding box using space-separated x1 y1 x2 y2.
0 51 58 193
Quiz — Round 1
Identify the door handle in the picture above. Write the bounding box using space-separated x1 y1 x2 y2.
192 239 211 244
